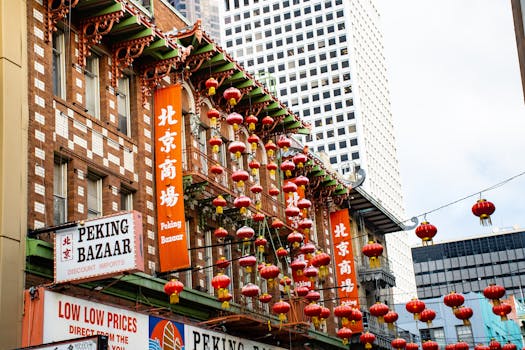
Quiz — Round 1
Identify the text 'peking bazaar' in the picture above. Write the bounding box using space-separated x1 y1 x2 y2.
17 1 409 349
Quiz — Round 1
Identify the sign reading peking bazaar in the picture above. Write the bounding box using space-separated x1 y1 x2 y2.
154 84 190 272
330 209 363 332
54 211 144 284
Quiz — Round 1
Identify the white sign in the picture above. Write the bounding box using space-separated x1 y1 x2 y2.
54 211 144 283
22 336 103 350
185 324 287 350
43 290 148 350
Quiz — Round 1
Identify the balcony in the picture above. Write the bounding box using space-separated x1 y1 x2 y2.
357 255 396 289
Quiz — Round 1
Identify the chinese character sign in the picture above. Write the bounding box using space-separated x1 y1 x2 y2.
330 209 363 332
154 85 190 272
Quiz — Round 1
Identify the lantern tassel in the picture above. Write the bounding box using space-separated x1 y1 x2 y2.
170 293 179 304
463 319 471 326
365 343 373 350
480 215 492 226
221 301 230 309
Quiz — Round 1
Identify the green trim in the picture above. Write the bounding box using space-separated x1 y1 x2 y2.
92 3 123 16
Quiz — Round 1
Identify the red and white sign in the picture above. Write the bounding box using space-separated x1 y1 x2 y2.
330 209 363 333
22 289 148 349
154 85 190 272
54 211 144 284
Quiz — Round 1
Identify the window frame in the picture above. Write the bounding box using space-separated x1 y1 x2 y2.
52 30 67 99
85 53 101 119
53 160 68 225
87 173 103 219
117 76 131 137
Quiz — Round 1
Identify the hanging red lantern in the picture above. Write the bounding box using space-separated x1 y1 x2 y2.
285 205 300 218
272 300 291 323
236 226 255 243
456 342 470 350
260 264 280 288
492 303 512 321
239 255 257 273
232 170 249 188
205 77 219 96
287 231 304 248
264 140 277 158
218 292 232 309
246 114 258 132
475 345 490 350
248 159 261 176
271 218 284 230
305 290 321 302
262 115 274 126
362 241 383 268
483 284 506 305
282 181 298 197
233 195 251 214
422 341 439 350
502 343 517 350
304 302 322 326
334 304 353 327
391 338 407 350
215 256 230 269
207 108 220 128
311 251 331 279
276 247 288 258
266 162 278 177
164 279 184 304
489 340 501 350
320 307 331 324
280 160 296 177
210 164 224 175
212 195 227 214
241 283 260 298
384 311 398 330
300 242 316 258
254 236 267 252
228 141 246 159
337 327 353 345
406 343 419 350
406 298 426 320
279 276 292 293
472 198 495 226
277 136 291 152
223 86 241 106
250 184 263 195
294 175 310 190
303 266 319 282
297 199 312 216
349 308 363 325
293 153 308 168
290 259 307 275
226 112 243 131
444 291 465 310
267 186 279 197
295 285 309 297
415 221 437 244
369 302 389 323
209 136 223 154
419 308 436 326
211 274 231 299
259 293 272 304
360 332 376 350
298 218 313 234
214 227 228 240
454 306 473 326
247 134 260 152
446 345 457 350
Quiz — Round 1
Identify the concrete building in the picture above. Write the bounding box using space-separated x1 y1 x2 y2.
168 0 222 41
213 0 416 304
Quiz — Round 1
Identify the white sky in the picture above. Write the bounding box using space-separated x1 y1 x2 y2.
375 0 525 244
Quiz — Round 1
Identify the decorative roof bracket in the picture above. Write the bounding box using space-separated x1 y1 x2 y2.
46 0 80 42
112 35 154 87
140 57 183 106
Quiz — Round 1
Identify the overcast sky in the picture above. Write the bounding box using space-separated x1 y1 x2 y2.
375 1 525 245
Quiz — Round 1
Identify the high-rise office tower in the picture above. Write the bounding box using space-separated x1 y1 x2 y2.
184 0 416 303
168 0 222 41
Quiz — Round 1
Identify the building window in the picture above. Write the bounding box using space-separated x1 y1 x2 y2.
351 152 359 160
456 325 474 346
328 143 335 151
87 173 102 219
350 138 358 146
53 160 67 225
117 77 131 136
85 54 100 118
52 30 66 99
421 328 446 349
120 186 133 211
339 140 347 148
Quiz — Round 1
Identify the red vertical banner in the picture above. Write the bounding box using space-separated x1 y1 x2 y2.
330 209 363 333
154 85 190 272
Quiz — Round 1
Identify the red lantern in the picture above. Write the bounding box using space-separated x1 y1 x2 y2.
334 304 353 326
226 112 243 131
489 340 501 350
502 343 517 350
223 86 241 106
472 198 495 226
277 136 291 151
422 341 439 350
282 181 298 196
280 160 295 177
446 345 457 350
293 153 308 168
305 290 321 302
279 275 292 293
294 175 310 190
250 184 263 195
246 115 258 132
290 259 307 275
215 257 230 269
295 285 309 297
320 307 331 323
415 221 437 244
454 306 473 326
164 279 184 304
205 77 218 96
239 255 257 273
214 227 228 240
456 342 470 350
218 292 232 309
337 327 353 345
260 264 280 288
276 247 288 258
419 308 436 326
287 231 304 248
303 266 319 282
210 164 224 175
384 311 399 329
249 159 261 176
254 236 267 252
236 226 255 242
298 218 313 233
369 302 389 323
406 298 426 320
207 108 220 127
272 300 291 322
392 338 407 350
232 170 249 188
483 284 506 305
209 136 223 154
492 303 512 321
241 283 260 298
350 308 363 324
264 140 277 158
266 162 278 176
300 242 316 258
297 198 312 216
262 115 274 126
233 195 251 214
211 274 231 299
228 141 246 159
259 293 272 304
311 251 331 279
360 332 376 350
268 185 280 197
475 345 490 350
407 343 420 350
444 291 465 310
212 195 227 214
285 205 300 218
247 134 260 151
304 303 322 326
362 241 383 268
271 218 284 229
